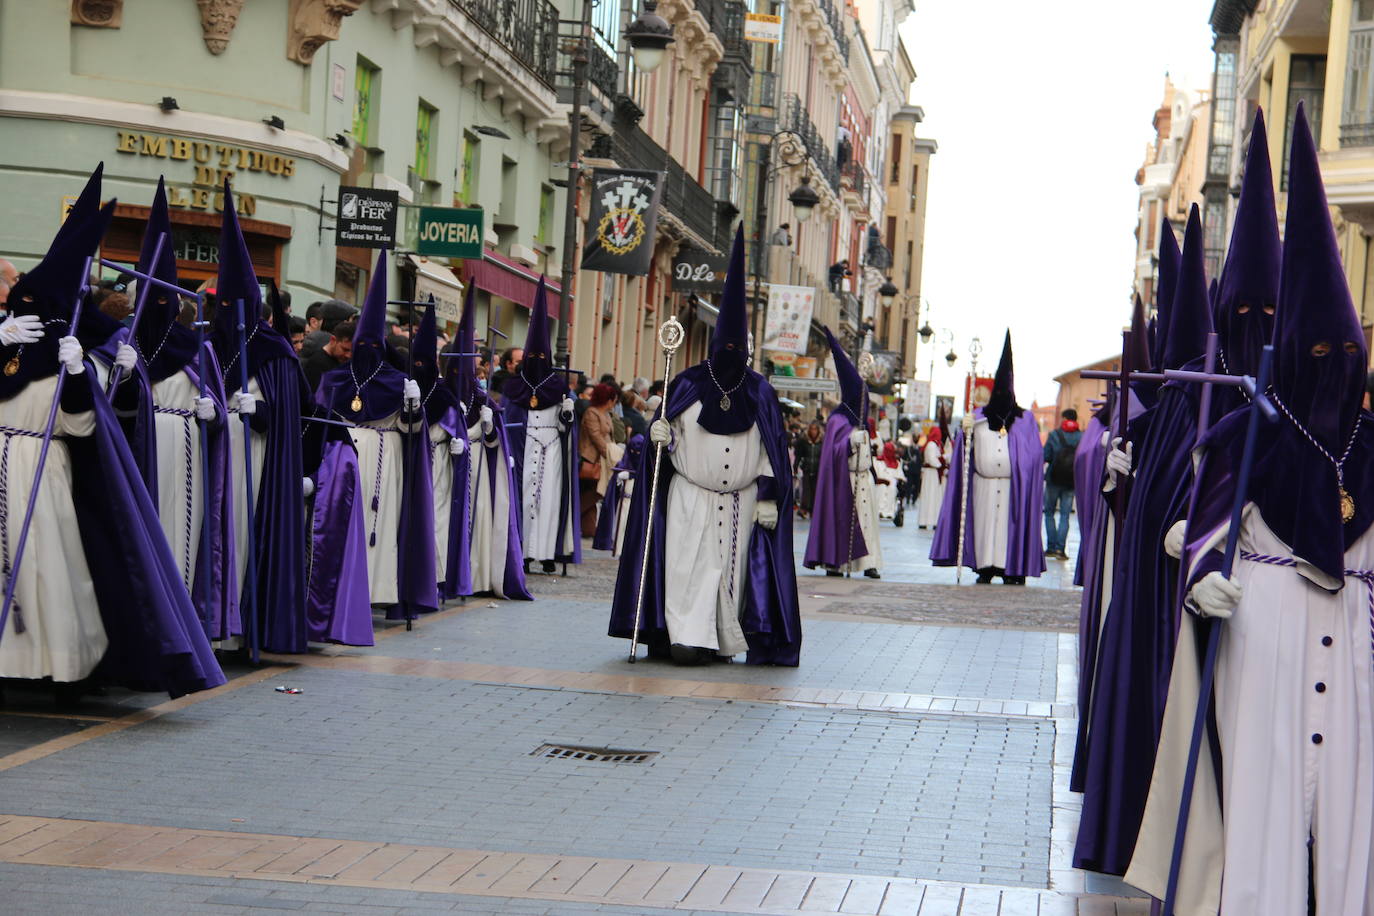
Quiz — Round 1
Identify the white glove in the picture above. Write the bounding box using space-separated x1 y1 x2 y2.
480 405 494 434
302 477 315 499
57 336 85 375
1189 570 1242 619
849 429 868 448
233 391 257 415
1100 429 1111 449
0 314 43 346
449 436 466 456
403 378 421 411
561 396 575 414
617 470 630 483
1105 438 1132 481
755 500 779 530
194 397 216 422
1164 520 1187 559
649 418 671 445
113 342 137 372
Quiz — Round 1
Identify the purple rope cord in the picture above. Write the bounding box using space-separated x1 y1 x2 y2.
1239 550 1374 665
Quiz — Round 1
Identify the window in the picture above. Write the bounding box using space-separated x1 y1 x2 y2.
1283 54 1326 184
1345 2 1374 146
353 58 377 146
910 164 918 211
538 185 555 245
414 102 435 180
1209 40 1238 175
885 215 897 253
458 133 479 206
1147 201 1158 250
890 134 901 184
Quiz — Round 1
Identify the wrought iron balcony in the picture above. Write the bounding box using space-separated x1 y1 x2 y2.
813 0 849 62
840 160 866 203
1341 120 1374 148
448 0 559 87
556 36 620 103
780 93 840 192
611 123 718 245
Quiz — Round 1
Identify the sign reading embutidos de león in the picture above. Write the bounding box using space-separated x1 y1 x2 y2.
580 169 662 276
336 186 398 248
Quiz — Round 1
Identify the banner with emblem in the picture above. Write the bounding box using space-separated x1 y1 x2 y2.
580 168 663 276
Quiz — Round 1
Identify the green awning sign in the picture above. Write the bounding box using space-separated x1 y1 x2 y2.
416 206 483 259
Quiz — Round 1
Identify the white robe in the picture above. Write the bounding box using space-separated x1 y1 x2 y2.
430 422 452 588
227 377 267 604
1128 505 1374 914
971 420 1011 569
150 370 209 591
349 410 417 606
662 401 768 655
917 439 946 528
467 418 520 596
612 476 634 557
839 429 881 573
0 375 107 681
520 405 567 562
874 460 904 519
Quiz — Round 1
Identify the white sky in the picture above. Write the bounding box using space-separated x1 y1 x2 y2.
898 1 1218 408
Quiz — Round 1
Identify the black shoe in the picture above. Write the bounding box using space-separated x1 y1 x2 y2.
670 644 710 666
541 559 556 574
863 568 881 579
825 569 843 577
1002 575 1026 586
522 558 531 575
975 573 993 585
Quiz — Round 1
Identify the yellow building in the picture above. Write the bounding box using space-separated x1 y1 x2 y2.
1217 0 1374 345
878 104 936 387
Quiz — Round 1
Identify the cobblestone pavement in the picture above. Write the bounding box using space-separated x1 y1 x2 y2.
0 516 1143 914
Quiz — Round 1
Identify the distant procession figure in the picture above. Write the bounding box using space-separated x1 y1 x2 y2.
874 442 905 520
593 432 645 557
930 332 1045 585
803 328 881 578
503 278 580 575
609 226 801 666
916 416 949 529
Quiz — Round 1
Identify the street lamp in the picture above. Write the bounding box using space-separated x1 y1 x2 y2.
787 176 820 223
554 0 675 370
623 0 675 72
878 278 898 309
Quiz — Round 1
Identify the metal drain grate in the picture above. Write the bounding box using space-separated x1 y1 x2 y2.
531 743 659 764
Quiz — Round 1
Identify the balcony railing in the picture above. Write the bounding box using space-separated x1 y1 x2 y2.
840 160 866 202
780 93 839 192
449 0 558 87
1341 120 1374 148
813 0 849 62
556 36 619 101
696 0 751 59
612 124 718 245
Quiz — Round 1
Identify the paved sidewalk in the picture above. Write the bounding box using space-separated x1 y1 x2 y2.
0 517 1140 915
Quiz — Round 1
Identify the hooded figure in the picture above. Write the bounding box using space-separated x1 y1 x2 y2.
214 181 310 653
413 299 459 591
930 331 1045 583
316 254 436 620
0 165 223 697
441 286 531 600
593 432 645 556
1127 102 1374 916
1073 203 1215 875
917 413 951 530
502 277 581 573
803 327 881 577
608 226 801 665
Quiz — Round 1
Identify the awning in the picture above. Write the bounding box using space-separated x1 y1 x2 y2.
695 297 719 327
464 248 565 319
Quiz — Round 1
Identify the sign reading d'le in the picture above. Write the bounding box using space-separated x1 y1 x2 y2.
671 246 729 293
416 206 483 259
336 186 398 248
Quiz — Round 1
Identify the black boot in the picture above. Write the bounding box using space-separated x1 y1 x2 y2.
825 568 843 577
975 566 995 585
863 568 881 579
670 644 708 666
541 559 556 574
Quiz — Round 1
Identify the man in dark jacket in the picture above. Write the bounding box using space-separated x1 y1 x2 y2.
1042 408 1082 560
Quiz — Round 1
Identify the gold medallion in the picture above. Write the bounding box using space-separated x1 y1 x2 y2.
3 357 18 377
529 395 538 408
720 395 731 411
1341 486 1356 523
350 395 363 412
998 427 1008 438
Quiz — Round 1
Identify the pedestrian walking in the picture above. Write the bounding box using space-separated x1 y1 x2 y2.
793 420 823 517
1041 408 1081 560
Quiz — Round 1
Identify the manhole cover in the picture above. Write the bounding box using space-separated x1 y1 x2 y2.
532 743 659 764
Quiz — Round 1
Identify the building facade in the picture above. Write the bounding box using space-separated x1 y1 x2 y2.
879 103 934 411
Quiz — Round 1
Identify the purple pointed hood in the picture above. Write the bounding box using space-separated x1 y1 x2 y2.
213 180 293 388
134 177 199 382
984 330 1023 432
710 226 749 361
318 251 406 420
502 276 565 408
684 224 761 435
1276 102 1366 453
1215 108 1280 379
824 325 866 423
1161 204 1214 370
1151 219 1180 370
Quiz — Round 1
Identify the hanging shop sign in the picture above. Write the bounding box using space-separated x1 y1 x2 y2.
336 186 399 248
671 246 729 293
744 13 782 43
580 169 662 276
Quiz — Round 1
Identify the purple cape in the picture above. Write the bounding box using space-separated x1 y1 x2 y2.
606 369 801 665
305 431 374 645
1072 412 1107 587
929 411 1046 577
503 400 582 564
441 405 532 600
1072 378 1204 874
393 418 440 620
593 435 644 552
64 368 226 697
802 407 867 568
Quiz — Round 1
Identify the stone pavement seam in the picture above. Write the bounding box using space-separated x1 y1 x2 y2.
0 666 289 773
0 814 1146 915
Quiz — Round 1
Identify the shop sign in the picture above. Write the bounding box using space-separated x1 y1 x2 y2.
770 376 837 392
671 246 728 293
336 186 399 248
114 130 298 217
744 13 782 43
415 206 483 259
